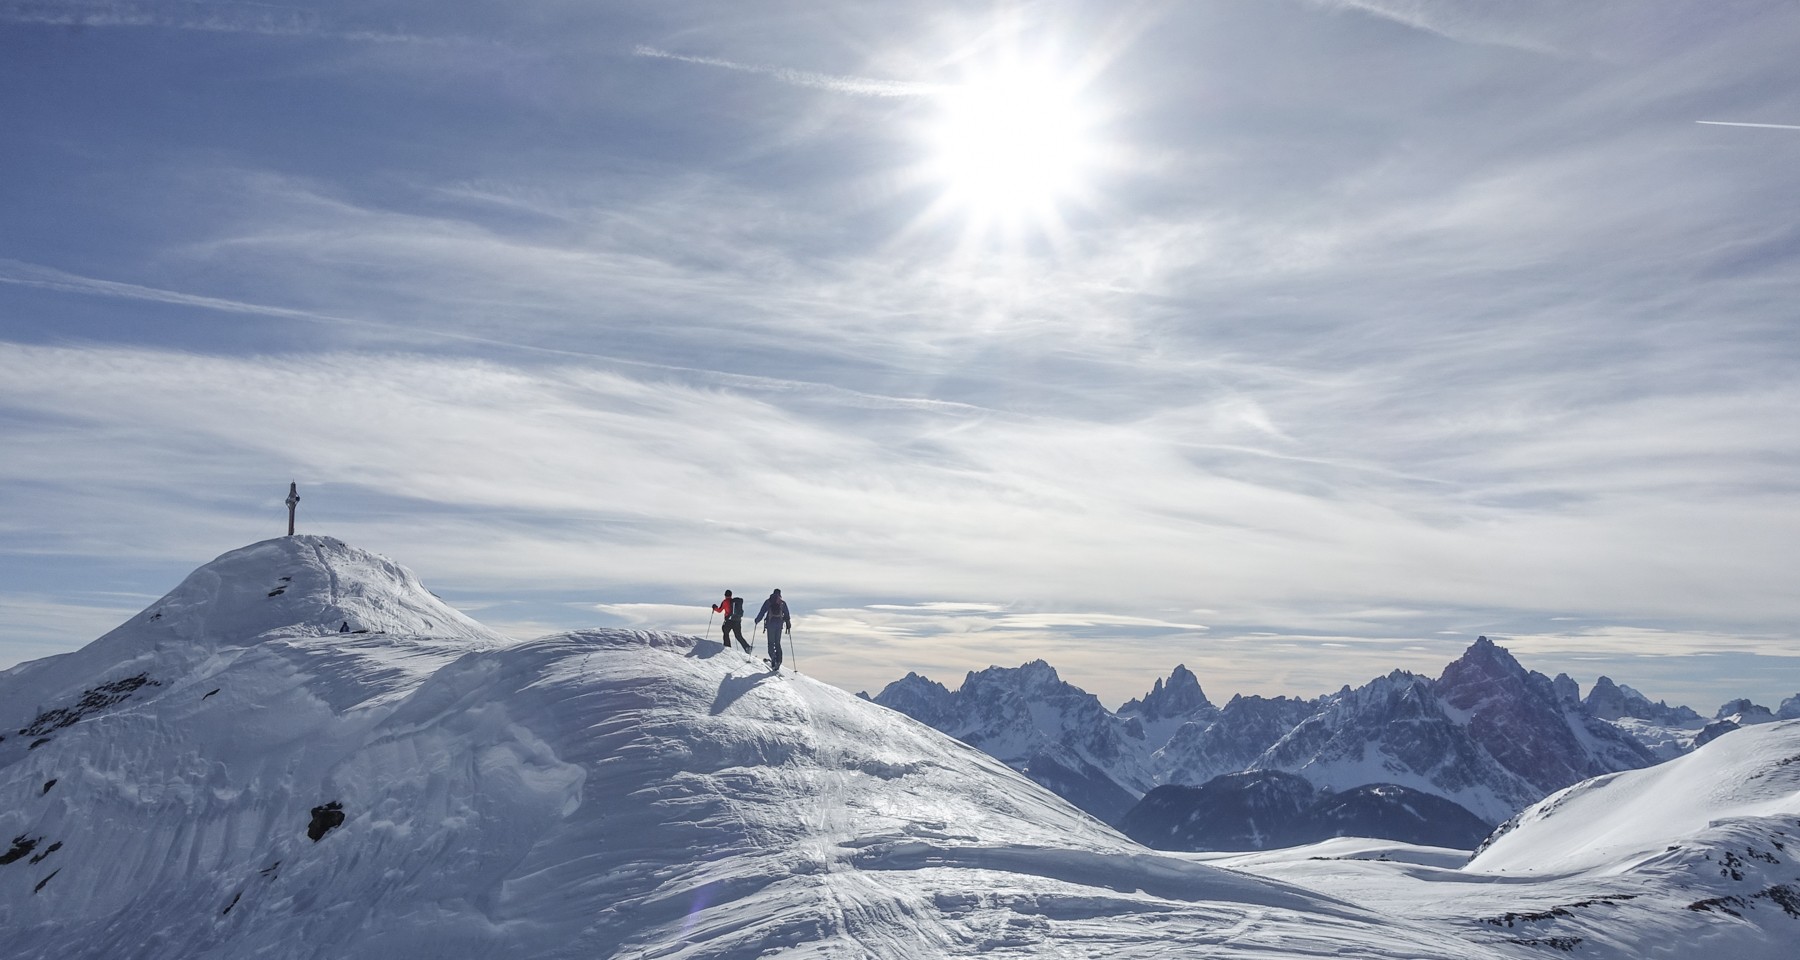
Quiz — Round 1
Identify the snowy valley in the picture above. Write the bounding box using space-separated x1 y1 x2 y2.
3 536 1798 958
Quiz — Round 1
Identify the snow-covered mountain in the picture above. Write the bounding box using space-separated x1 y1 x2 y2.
1155 693 1320 788
1119 772 1493 853
1583 674 1701 725
1249 668 1546 825
874 637 1659 826
1697 696 1787 746
1210 719 1800 959
7 536 1523 959
864 660 1170 823
1116 663 1218 748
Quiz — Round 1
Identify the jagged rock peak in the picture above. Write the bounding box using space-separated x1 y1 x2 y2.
1714 698 1775 722
1438 635 1526 684
966 659 1063 690
865 672 954 719
1781 695 1800 720
1585 675 1629 720
1121 664 1215 720
1551 673 1581 706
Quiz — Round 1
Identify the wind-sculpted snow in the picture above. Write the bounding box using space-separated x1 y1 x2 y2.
1214 721 1800 960
0 538 1515 959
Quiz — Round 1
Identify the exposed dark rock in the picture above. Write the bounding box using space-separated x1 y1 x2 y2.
1 835 40 865
20 673 162 737
1482 895 1635 928
1157 693 1318 787
202 689 221 700
1689 894 1746 917
29 841 62 865
865 673 953 726
28 738 51 750
1507 936 1581 952
41 779 56 795
1763 884 1800 918
1697 719 1741 747
1437 638 1654 798
1584 676 1701 724
223 891 242 915
33 869 59 893
1550 673 1581 707
307 802 345 842
1119 665 1219 726
1716 697 1773 721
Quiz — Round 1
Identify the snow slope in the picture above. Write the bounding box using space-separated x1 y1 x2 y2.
0 537 1510 959
1470 718 1800 875
1213 720 1800 960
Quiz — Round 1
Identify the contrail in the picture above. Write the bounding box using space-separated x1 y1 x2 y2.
1696 120 1800 131
633 45 939 98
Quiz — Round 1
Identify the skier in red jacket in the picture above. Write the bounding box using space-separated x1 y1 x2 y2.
712 590 751 653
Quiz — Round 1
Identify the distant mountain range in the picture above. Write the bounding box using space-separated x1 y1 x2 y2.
1119 772 1495 852
865 637 1794 847
8 535 1800 960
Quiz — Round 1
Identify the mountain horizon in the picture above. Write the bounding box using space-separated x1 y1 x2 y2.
0 534 1519 959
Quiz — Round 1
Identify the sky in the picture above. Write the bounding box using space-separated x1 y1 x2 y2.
2 0 1798 714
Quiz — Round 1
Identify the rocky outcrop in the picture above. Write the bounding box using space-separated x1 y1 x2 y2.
1585 676 1701 725
1437 638 1655 801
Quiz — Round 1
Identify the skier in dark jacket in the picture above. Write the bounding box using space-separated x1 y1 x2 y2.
754 589 791 671
712 590 751 653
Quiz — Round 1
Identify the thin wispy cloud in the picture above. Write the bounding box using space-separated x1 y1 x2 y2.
633 45 938 98
5 0 1800 710
1695 120 1800 131
0 259 985 415
0 0 446 43
1311 0 1562 54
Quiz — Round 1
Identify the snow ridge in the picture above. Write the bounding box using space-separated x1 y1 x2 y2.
0 538 1513 959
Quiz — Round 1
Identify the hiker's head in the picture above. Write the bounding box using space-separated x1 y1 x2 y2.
724 590 733 597
772 589 781 597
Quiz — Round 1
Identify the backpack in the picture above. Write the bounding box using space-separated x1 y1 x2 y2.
730 596 744 618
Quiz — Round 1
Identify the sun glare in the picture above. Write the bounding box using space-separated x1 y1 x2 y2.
917 54 1103 247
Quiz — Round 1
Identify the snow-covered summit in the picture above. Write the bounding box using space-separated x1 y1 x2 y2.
1 536 506 744
1471 718 1800 875
0 539 1512 959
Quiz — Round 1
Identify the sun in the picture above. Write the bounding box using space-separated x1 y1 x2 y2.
914 52 1104 247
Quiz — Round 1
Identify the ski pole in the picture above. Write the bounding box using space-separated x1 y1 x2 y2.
706 609 715 638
